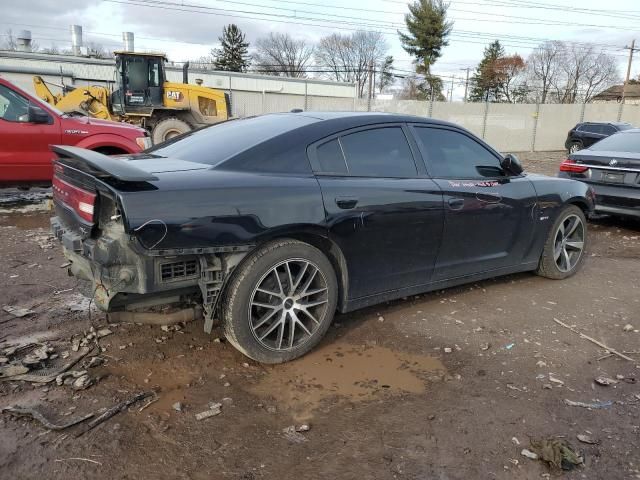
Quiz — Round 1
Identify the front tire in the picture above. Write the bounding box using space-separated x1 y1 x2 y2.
221 239 338 363
151 117 191 145
535 205 587 280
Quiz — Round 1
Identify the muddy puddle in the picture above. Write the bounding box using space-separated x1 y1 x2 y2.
252 343 447 421
0 211 51 230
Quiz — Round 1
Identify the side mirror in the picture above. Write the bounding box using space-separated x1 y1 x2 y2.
28 104 52 124
501 153 524 176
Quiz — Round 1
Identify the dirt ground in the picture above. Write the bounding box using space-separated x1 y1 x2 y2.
1 152 639 480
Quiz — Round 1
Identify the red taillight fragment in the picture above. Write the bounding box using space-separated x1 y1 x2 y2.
559 159 589 173
52 175 96 223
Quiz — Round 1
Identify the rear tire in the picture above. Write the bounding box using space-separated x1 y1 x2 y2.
568 142 582 154
151 117 191 145
535 205 587 280
221 239 338 363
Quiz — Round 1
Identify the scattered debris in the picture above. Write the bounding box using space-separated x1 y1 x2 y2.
480 342 491 351
172 402 183 412
552 318 635 362
72 374 94 391
549 375 564 386
594 376 618 386
378 316 384 322
54 457 101 466
536 360 547 368
282 425 308 443
530 437 584 471
505 343 515 350
576 434 598 445
75 391 153 437
622 324 634 332
564 399 613 409
195 403 222 420
1 405 93 430
511 437 520 446
0 364 29 378
296 424 310 432
60 262 72 268
2 305 35 318
520 449 538 460
96 328 113 339
56 370 87 386
84 356 104 369
443 347 452 354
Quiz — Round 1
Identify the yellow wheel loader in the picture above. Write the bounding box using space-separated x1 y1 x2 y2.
33 52 230 144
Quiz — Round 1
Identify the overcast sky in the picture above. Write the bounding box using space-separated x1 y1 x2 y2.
2 0 639 99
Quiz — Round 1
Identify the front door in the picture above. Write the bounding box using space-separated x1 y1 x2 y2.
410 125 537 281
0 84 59 185
309 125 444 299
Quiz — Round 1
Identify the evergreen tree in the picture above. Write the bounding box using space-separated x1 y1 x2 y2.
378 56 395 93
398 0 453 100
469 40 505 102
213 24 250 72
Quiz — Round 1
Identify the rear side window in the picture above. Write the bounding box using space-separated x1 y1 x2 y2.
338 127 417 177
581 124 602 134
413 127 502 179
316 139 348 174
602 125 616 135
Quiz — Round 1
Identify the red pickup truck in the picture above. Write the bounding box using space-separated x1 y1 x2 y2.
0 77 151 187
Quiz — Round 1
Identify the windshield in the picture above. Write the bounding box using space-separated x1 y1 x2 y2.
148 114 318 166
589 131 640 153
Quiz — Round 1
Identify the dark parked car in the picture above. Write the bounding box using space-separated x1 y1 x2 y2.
565 121 632 153
559 128 640 218
50 112 594 363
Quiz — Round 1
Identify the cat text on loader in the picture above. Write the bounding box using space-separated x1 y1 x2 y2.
32 51 231 144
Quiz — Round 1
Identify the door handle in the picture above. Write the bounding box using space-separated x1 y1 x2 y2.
476 192 502 203
447 198 464 210
335 196 358 209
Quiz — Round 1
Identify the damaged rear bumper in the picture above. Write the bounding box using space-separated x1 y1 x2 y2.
50 216 204 312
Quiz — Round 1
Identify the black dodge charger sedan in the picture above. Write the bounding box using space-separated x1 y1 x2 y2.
50 112 594 363
559 128 640 218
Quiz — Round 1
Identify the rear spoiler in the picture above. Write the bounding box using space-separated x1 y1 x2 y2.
52 145 158 182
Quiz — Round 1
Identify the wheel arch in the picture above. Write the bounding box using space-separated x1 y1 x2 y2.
219 230 349 314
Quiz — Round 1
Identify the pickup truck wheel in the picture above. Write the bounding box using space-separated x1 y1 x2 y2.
221 239 338 363
535 205 587 280
151 117 191 145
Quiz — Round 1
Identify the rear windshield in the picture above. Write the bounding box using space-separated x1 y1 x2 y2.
589 131 640 152
147 114 318 166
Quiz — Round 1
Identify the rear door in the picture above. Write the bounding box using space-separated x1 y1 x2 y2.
0 84 60 184
308 124 444 300
409 125 537 280
580 124 606 147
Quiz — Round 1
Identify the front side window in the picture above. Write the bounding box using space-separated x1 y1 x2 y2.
583 124 602 134
338 127 417 177
0 84 29 122
413 127 502 179
602 125 616 135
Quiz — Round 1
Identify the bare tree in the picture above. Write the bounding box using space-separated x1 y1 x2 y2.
315 31 388 97
528 41 619 103
527 41 563 103
252 33 313 78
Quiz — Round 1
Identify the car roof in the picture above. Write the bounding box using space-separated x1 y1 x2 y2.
272 110 460 128
579 121 631 126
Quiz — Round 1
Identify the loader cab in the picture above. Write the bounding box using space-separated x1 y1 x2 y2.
112 52 166 115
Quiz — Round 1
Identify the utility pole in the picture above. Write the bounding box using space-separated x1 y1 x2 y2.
461 67 471 103
622 39 638 105
450 76 455 102
367 60 373 112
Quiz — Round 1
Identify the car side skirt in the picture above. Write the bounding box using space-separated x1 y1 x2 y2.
343 261 539 313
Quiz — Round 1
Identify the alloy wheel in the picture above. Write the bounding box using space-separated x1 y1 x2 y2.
569 144 581 154
553 214 585 272
248 259 329 351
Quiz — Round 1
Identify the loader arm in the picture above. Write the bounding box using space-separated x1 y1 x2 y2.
32 76 114 121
